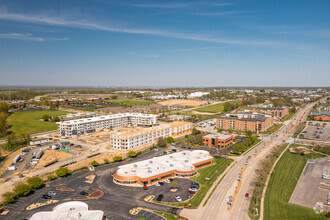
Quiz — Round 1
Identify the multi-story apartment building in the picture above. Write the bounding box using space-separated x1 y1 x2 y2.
203 132 234 148
58 113 158 137
216 112 273 132
58 112 97 121
244 107 289 118
109 121 192 150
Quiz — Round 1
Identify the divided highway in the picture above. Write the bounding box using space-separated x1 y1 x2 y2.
181 102 315 220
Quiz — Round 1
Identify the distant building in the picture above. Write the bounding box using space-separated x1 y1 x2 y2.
244 107 289 118
114 150 213 185
59 112 96 121
168 115 191 121
203 132 234 148
109 121 192 150
187 92 210 99
216 112 273 132
311 112 330 122
30 201 104 220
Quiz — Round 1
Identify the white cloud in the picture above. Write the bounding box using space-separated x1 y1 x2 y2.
0 32 69 41
0 9 283 47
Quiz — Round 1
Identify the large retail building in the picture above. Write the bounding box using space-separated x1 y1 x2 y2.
113 150 213 185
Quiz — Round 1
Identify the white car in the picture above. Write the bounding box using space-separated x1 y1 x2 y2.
155 182 161 186
189 188 198 192
164 179 171 184
175 196 182 202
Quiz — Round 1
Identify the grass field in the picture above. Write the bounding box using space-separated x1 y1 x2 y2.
153 211 177 220
264 150 326 220
194 100 241 113
110 99 156 106
7 110 70 135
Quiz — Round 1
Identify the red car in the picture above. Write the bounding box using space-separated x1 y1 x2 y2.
188 190 196 194
245 193 249 198
143 186 148 190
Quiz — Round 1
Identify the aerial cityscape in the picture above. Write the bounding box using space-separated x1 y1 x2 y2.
0 0 330 220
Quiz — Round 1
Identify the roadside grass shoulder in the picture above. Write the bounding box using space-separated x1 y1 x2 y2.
261 123 283 135
264 150 326 220
8 110 70 135
153 211 177 220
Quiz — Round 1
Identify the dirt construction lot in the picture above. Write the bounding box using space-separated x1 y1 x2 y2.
289 157 330 211
158 99 209 107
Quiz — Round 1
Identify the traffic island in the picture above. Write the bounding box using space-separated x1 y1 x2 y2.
129 207 142 215
85 175 95 184
26 200 59 210
144 195 155 202
56 186 74 191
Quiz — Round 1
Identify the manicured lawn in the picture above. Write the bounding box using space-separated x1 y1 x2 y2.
7 110 70 135
264 150 326 220
186 157 233 207
194 100 241 113
281 111 295 122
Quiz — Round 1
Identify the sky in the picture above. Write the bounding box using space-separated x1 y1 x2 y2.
0 0 329 87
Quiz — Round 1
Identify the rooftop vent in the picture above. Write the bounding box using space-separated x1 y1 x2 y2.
182 152 186 155
148 170 152 173
185 160 189 163
170 164 174 167
149 160 153 164
133 164 137 168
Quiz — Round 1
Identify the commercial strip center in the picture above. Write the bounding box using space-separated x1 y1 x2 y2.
114 150 213 185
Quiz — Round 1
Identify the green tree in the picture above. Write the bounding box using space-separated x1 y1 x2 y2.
0 102 9 113
0 112 9 137
104 159 110 164
166 136 175 144
157 137 167 147
195 134 204 145
223 102 232 112
47 174 56 181
192 127 199 135
188 135 196 143
113 156 122 162
128 150 137 158
42 114 51 121
55 167 70 177
27 177 44 189
14 184 32 197
91 160 99 167
2 192 16 205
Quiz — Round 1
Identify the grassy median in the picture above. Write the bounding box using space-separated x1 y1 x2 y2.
264 150 326 220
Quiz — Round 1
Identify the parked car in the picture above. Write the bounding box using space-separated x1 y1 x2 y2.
143 185 148 190
164 179 171 184
48 191 57 196
186 193 192 198
42 194 52 199
175 196 182 202
80 191 88 196
158 181 164 186
245 193 249 198
189 188 198 192
156 194 164 201
188 190 196 194
155 182 161 186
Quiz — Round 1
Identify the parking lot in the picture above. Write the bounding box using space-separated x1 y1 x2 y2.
289 157 330 211
301 121 330 141
1 147 199 220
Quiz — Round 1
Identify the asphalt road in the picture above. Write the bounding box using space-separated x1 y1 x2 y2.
181 102 316 220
